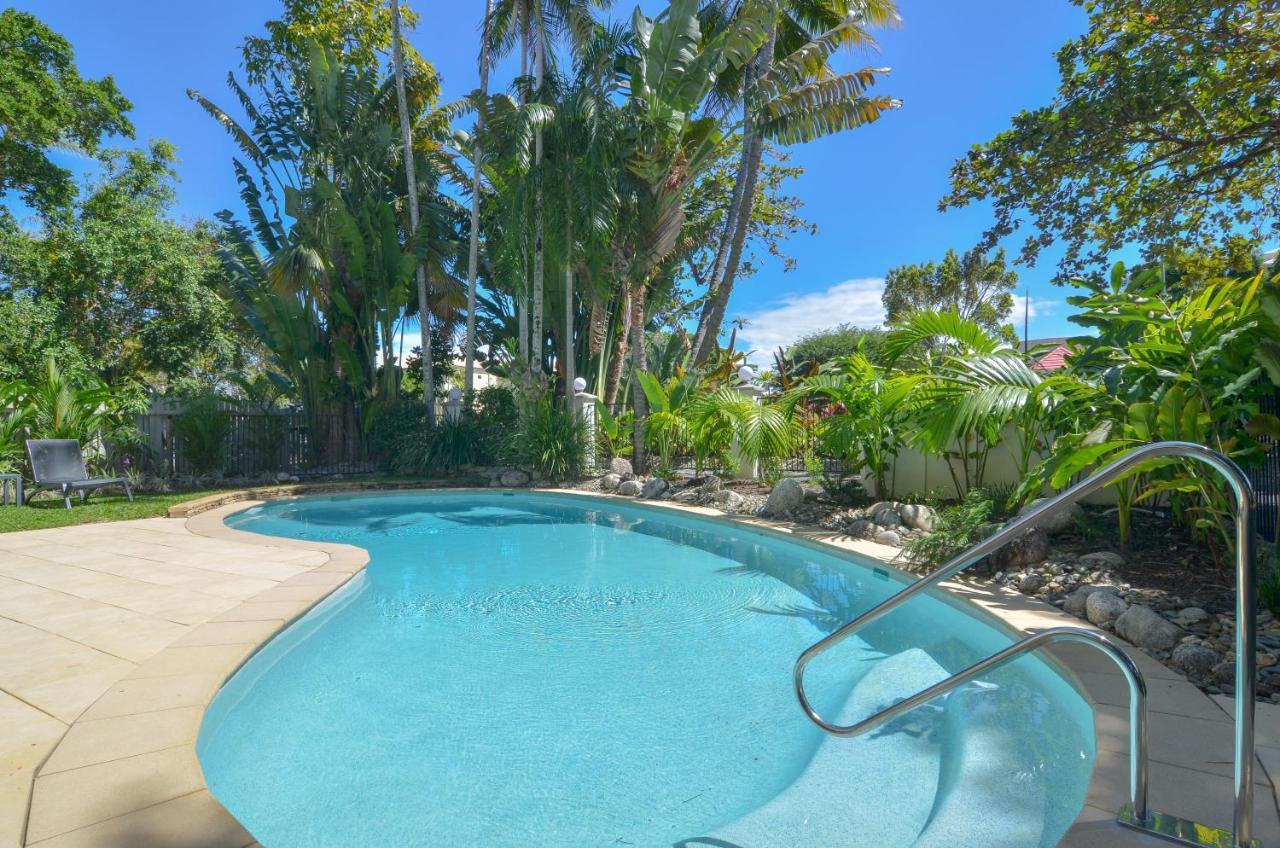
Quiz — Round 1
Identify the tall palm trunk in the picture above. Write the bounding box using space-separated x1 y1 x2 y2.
628 279 649 471
690 17 778 366
390 0 435 423
531 8 545 371
465 0 496 396
516 7 531 364
563 179 575 413
602 287 630 410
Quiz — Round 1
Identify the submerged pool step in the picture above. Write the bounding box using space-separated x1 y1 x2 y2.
691 648 950 847
909 686 1045 848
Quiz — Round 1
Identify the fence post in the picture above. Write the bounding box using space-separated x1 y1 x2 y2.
730 382 763 480
574 390 598 471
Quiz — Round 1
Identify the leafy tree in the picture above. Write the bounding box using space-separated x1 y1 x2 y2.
0 142 246 391
0 9 133 212
786 324 886 371
882 247 1018 341
941 0 1280 278
241 0 429 82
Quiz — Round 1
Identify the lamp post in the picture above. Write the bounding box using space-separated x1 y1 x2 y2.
731 366 762 480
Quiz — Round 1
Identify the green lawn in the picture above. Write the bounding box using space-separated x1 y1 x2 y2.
0 490 229 533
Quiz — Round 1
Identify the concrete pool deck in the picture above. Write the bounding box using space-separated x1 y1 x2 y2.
1 488 1277 847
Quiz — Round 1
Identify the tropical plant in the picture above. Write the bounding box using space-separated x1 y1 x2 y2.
883 310 1051 496
171 394 232 476
785 352 903 496
507 397 590 479
901 488 996 568
594 401 634 459
1024 264 1274 552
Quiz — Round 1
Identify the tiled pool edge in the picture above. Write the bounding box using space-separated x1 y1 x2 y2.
20 488 1278 847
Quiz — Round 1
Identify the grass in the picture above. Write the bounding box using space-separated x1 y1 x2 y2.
0 490 230 533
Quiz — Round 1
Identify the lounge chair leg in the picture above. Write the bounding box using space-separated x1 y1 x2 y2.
124 482 133 502
63 486 72 510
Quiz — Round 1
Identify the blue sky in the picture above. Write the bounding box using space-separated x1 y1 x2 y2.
9 0 1096 361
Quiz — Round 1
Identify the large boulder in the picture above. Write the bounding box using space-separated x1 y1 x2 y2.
696 475 723 493
710 489 745 510
640 477 669 499
617 479 643 496
1115 605 1184 652
599 473 622 492
990 528 1050 572
871 505 902 528
1173 607 1210 628
1085 590 1129 628
873 529 903 547
760 478 804 517
1063 585 1104 618
898 504 935 532
1019 497 1086 535
1078 551 1126 570
608 457 634 476
1171 643 1220 677
500 469 530 487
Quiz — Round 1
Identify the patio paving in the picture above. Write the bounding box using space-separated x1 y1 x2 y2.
0 517 335 848
1 491 1276 847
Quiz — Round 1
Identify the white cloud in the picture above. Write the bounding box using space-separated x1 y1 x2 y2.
735 278 887 365
1010 294 1059 320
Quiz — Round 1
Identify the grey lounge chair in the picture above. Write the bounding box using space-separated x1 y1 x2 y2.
25 439 133 509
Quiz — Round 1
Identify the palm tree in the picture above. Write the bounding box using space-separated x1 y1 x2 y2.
465 0 497 395
689 0 900 365
390 0 434 421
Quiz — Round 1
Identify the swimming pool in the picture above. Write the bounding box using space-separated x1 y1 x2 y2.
199 491 1094 847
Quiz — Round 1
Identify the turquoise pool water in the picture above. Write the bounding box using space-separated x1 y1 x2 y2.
200 491 1094 847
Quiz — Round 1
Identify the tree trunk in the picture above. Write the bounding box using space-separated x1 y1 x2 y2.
464 0 495 396
690 20 777 366
516 7 530 365
564 194 576 413
389 0 434 423
531 8 545 371
628 280 649 471
602 288 630 411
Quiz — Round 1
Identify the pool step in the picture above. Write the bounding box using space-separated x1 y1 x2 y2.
909 685 1045 848
691 648 949 847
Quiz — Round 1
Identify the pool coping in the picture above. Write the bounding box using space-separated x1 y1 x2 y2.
19 487 1280 847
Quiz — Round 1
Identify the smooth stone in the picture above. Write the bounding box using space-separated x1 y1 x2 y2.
640 477 669 499
600 473 621 492
1115 605 1185 652
1171 643 1221 677
608 457 634 476
1019 497 1085 534
760 478 804 517
899 503 935 532
1079 550 1127 570
1086 590 1129 628
499 469 529 487
617 480 642 496
990 528 1050 571
874 529 903 547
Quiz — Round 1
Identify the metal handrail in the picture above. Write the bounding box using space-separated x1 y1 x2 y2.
793 441 1258 847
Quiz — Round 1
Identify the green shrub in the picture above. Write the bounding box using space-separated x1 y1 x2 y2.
902 488 996 568
172 395 232 475
507 398 588 480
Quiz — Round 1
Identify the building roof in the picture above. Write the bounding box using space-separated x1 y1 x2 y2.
1032 345 1071 372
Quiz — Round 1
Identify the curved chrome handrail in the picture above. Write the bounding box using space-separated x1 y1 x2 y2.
793 441 1257 846
816 627 1148 824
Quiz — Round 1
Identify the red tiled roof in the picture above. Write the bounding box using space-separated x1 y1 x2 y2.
1033 345 1071 371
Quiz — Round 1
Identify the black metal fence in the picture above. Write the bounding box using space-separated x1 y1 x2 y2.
134 407 374 479
1250 389 1280 543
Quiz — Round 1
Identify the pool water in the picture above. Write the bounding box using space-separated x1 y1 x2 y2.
200 492 1094 847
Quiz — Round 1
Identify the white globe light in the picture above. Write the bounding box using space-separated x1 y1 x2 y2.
448 387 462 401
572 377 587 393
737 366 755 383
